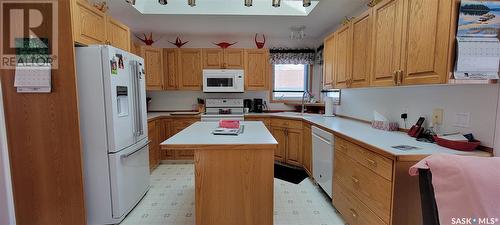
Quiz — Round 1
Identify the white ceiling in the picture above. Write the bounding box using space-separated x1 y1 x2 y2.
107 0 367 47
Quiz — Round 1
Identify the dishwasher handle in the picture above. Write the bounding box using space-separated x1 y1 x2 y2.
312 132 332 145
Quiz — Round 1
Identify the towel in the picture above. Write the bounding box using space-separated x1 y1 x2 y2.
218 120 240 129
409 154 500 225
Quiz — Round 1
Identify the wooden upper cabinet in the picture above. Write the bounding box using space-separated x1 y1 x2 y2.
178 49 203 90
142 47 164 90
334 25 351 89
131 42 142 56
224 49 245 69
399 0 452 85
245 49 269 90
106 17 130 51
163 49 179 90
323 33 335 89
202 49 223 69
72 0 107 45
370 0 404 87
350 10 372 88
202 49 244 69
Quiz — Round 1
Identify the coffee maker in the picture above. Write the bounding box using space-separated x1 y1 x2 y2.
243 99 253 113
252 98 264 113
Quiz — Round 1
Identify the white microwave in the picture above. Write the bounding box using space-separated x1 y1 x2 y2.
203 69 244 93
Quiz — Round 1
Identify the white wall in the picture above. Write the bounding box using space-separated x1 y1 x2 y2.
147 90 295 111
135 34 321 49
0 80 16 225
336 84 500 148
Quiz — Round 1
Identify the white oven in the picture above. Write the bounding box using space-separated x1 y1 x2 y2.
203 69 244 93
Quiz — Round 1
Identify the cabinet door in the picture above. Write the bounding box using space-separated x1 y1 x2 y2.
163 49 178 90
350 10 372 88
178 49 202 90
271 127 286 162
370 0 404 87
224 49 245 69
202 49 223 69
334 25 351 89
131 42 142 56
106 17 130 51
286 128 303 166
399 0 452 85
323 34 335 89
245 49 269 90
72 0 107 45
142 47 163 90
302 124 312 175
148 120 159 171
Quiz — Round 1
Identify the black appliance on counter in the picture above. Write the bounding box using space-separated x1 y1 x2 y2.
252 98 265 113
244 99 253 112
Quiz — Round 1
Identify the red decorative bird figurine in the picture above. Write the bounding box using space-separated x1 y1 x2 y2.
169 37 189 48
213 41 237 49
255 33 266 49
135 33 156 46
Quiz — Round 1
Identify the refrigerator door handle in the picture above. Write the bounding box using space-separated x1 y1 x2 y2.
131 61 140 137
120 140 151 159
134 61 144 136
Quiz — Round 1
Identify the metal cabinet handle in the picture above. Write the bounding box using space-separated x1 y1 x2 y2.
367 158 377 167
399 70 404 85
351 176 359 184
393 70 398 85
349 208 358 218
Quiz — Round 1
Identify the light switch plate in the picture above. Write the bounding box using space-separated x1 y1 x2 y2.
454 112 470 128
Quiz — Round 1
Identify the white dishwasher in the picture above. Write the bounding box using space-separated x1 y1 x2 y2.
312 126 334 198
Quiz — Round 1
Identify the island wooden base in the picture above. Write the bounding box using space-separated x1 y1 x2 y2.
194 146 275 225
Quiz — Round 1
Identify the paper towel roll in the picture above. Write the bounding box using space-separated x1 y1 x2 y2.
324 97 335 116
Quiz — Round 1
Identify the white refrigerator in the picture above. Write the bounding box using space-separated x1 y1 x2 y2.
76 45 150 225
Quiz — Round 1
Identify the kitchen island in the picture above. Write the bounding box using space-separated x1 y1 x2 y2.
160 121 277 225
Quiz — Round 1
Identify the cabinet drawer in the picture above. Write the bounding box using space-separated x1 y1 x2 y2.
333 182 387 225
334 151 391 223
245 117 271 129
335 137 393 181
271 118 302 129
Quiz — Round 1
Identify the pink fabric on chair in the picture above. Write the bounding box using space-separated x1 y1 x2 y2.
409 154 500 225
218 120 240 129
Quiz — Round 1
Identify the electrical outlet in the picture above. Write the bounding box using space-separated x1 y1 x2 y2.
432 108 444 125
454 112 470 128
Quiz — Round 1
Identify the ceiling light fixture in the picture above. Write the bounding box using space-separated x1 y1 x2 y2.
245 0 252 7
303 0 311 7
188 0 196 7
158 0 167 5
290 25 306 40
272 0 281 7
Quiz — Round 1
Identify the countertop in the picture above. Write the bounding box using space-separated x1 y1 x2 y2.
161 121 277 148
149 112 491 159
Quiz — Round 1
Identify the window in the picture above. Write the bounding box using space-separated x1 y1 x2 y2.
272 64 309 101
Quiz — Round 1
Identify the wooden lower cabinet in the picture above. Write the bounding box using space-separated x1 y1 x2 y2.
270 118 303 166
148 120 160 171
333 136 425 225
302 124 312 175
166 118 199 160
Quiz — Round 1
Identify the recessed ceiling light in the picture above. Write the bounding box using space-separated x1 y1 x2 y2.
188 0 196 7
158 0 167 5
272 0 280 7
245 0 252 7
303 0 311 7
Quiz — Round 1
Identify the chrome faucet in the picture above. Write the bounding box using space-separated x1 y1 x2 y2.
301 90 312 114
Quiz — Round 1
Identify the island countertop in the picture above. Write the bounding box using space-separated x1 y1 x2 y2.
161 121 278 149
